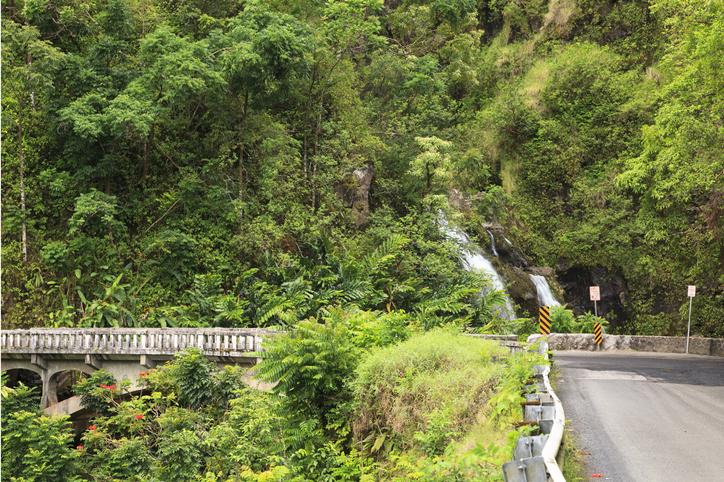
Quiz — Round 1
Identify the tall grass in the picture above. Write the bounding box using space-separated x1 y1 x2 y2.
352 328 545 480
353 329 507 457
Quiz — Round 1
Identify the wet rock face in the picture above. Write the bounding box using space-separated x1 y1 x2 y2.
336 166 374 227
475 226 542 318
557 266 629 326
502 265 539 317
448 189 472 212
485 227 529 268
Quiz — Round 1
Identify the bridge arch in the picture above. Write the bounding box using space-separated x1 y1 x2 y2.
3 367 43 392
45 364 96 381
0 360 44 377
47 369 91 405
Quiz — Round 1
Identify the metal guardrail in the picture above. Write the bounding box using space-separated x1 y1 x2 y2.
465 333 524 353
502 337 566 482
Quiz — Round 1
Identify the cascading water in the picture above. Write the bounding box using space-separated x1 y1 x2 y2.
486 229 498 257
529 274 561 307
439 213 516 320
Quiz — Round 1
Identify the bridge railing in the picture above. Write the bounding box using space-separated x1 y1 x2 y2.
1 328 278 356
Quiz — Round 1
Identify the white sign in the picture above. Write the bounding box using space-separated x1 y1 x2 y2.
589 286 601 301
687 285 696 297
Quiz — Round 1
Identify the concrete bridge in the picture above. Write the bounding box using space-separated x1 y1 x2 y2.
1 328 275 414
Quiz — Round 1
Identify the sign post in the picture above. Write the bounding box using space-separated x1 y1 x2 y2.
594 322 603 347
589 286 601 316
539 306 552 335
686 285 696 354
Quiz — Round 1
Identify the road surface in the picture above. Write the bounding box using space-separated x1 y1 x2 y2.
554 351 724 482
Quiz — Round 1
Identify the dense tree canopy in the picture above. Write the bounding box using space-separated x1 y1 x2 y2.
2 0 722 332
2 1 722 480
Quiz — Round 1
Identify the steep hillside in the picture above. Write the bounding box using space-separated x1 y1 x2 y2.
2 0 722 335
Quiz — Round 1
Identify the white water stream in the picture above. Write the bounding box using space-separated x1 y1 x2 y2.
486 229 499 257
440 213 516 320
529 274 560 307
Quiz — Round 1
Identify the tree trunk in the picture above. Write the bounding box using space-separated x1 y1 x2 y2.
312 98 323 212
238 142 245 197
17 122 28 264
238 91 249 201
18 51 35 264
143 138 149 179
303 65 319 199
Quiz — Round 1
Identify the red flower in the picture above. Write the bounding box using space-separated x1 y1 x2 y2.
88 425 97 431
99 384 109 389
108 384 116 390
76 444 84 450
134 413 144 420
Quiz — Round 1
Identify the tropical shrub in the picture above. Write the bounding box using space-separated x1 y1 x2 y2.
1 411 79 482
257 318 362 424
74 369 118 414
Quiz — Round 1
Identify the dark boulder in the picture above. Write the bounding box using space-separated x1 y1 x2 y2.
336 165 374 227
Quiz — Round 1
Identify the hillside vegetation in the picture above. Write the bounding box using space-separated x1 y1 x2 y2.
2 331 544 481
2 0 722 480
3 0 722 336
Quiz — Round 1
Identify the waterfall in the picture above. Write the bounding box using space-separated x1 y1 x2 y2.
486 230 498 257
529 274 561 307
439 213 517 320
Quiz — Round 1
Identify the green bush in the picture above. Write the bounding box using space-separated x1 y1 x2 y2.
204 389 286 475
257 318 362 423
546 306 610 333
631 313 676 336
170 348 216 409
549 306 577 332
105 437 153 480
73 369 118 415
576 312 609 332
155 429 203 481
1 378 41 419
1 411 79 482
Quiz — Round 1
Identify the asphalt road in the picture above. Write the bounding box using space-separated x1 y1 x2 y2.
554 351 724 482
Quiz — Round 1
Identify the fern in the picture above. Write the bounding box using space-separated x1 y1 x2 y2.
364 234 409 272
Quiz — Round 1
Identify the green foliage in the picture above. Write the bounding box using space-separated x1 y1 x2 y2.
2 337 537 482
545 306 610 333
204 388 286 475
155 429 203 481
2 0 722 478
168 348 216 409
353 330 539 480
1 411 79 482
105 437 154 480
409 136 453 193
353 330 507 455
1 0 720 341
257 317 362 423
74 369 118 415
1 379 41 419
142 348 246 412
488 350 545 428
548 306 577 333
576 312 610 333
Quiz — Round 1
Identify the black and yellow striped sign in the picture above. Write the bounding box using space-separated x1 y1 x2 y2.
539 306 551 335
594 322 603 345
